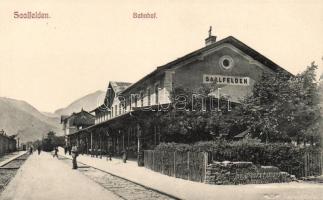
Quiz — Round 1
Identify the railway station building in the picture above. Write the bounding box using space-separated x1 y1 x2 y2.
65 31 291 163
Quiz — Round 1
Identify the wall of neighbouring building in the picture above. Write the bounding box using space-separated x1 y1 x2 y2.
0 134 17 155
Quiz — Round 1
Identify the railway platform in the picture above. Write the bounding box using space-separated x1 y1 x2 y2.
57 147 323 200
0 152 121 200
0 151 26 167
0 149 323 200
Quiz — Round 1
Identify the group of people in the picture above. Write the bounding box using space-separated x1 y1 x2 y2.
28 144 130 170
28 144 79 169
63 145 78 169
53 145 79 169
28 146 42 155
64 145 72 155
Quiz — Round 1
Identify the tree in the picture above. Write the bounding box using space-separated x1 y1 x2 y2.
318 73 323 147
156 84 242 143
41 131 65 151
240 62 321 144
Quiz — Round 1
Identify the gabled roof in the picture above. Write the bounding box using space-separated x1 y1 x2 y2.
121 36 293 94
61 109 95 126
109 81 132 95
91 104 110 113
101 81 132 108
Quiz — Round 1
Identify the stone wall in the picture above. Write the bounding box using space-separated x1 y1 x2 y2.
205 161 293 185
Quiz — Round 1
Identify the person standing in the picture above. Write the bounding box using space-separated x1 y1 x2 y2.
71 145 79 169
29 146 33 155
53 146 59 158
68 145 72 155
107 146 113 161
37 146 41 155
122 148 127 163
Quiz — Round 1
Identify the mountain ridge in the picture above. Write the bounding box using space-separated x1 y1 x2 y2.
54 90 105 116
0 90 106 143
0 97 62 142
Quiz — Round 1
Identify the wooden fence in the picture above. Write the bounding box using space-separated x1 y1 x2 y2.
144 150 323 182
144 150 208 182
303 151 323 177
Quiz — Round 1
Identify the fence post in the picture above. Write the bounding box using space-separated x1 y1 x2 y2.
320 151 323 175
321 151 323 175
162 151 164 174
204 152 208 183
304 152 307 177
153 151 155 171
174 151 176 177
187 151 190 181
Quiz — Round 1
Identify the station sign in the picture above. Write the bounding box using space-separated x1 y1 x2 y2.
203 74 250 86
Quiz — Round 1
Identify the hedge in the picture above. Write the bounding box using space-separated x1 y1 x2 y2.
155 140 321 177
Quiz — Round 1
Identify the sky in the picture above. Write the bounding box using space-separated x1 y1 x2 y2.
0 0 322 112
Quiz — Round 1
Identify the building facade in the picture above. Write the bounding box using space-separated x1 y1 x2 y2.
61 109 95 148
66 32 291 163
0 129 17 155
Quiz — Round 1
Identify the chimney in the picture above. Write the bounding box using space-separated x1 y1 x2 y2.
205 26 217 46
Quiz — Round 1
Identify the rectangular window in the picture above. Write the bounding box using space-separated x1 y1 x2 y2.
119 103 121 115
134 95 138 108
129 96 132 111
155 84 159 104
147 88 151 106
111 107 114 117
115 105 117 116
140 91 144 107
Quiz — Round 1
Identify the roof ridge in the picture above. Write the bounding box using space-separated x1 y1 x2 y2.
121 35 292 94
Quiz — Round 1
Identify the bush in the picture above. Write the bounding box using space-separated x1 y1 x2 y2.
155 140 321 177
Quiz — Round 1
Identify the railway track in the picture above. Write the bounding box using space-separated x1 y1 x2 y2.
58 156 180 200
0 153 29 193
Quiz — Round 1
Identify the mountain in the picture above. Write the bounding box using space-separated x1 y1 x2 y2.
41 111 60 119
0 97 62 143
54 90 105 116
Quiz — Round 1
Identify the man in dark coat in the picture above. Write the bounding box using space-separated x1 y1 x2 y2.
37 146 41 155
71 145 79 169
53 147 59 158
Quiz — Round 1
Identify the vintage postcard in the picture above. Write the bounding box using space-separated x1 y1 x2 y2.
0 0 322 200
